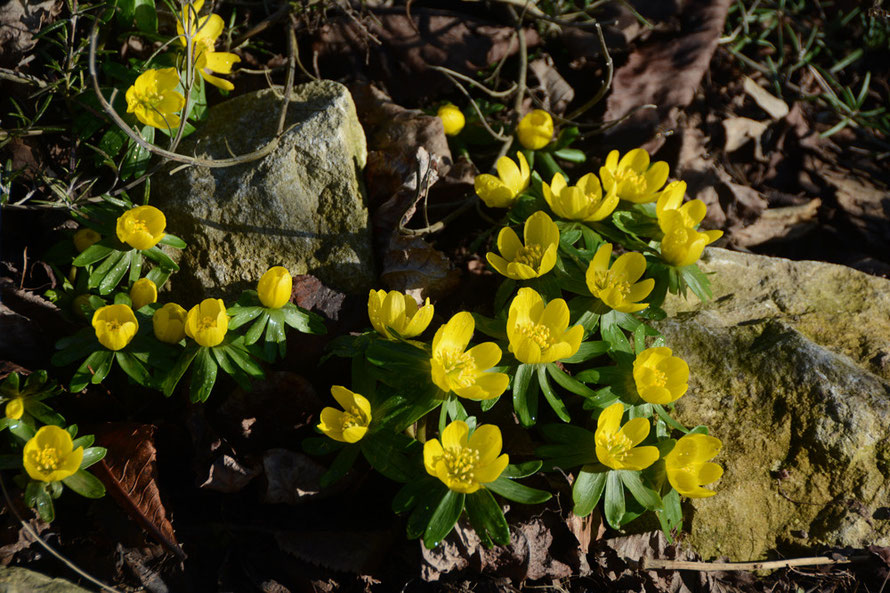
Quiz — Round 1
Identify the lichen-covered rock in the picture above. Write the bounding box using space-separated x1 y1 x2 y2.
0 567 93 592
153 80 372 302
655 248 890 561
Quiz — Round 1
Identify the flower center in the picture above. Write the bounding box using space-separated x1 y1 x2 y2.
599 431 633 461
198 315 217 331
105 319 122 332
514 244 545 268
591 271 630 299
341 406 366 430
441 446 480 485
649 367 667 387
611 168 648 195
516 322 553 350
438 348 477 388
31 446 61 473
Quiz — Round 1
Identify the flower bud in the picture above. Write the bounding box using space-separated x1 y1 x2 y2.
116 205 166 250
516 109 553 150
153 302 187 344
73 228 101 253
130 278 158 310
92 304 138 351
185 298 228 347
257 266 292 309
437 104 465 136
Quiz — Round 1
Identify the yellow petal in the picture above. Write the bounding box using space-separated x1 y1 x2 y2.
596 401 624 436
539 298 570 333
468 424 502 464
441 420 469 449
423 439 444 476
496 155 522 191
591 243 612 271
341 425 368 443
496 226 523 260
645 161 670 192
330 385 356 410
468 342 502 371
524 211 558 247
619 446 659 470
459 372 509 400
697 461 724 484
610 252 647 283
619 417 651 447
474 453 509 484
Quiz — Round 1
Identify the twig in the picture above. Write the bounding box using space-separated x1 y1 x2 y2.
232 2 290 48
0 68 48 88
439 70 510 142
640 555 870 572
428 65 517 98
566 22 612 121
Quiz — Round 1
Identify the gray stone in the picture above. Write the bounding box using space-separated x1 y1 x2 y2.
0 567 93 593
655 248 890 561
153 81 372 302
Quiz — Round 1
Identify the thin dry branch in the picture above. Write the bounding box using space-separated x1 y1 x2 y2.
640 555 871 572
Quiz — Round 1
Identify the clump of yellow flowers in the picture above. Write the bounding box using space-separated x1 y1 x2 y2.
315 143 723 549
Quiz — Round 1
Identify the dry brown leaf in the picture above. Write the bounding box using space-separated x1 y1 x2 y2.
822 169 890 252
380 234 460 302
199 454 262 494
722 116 768 159
291 275 346 323
528 56 575 115
0 0 61 68
743 76 789 119
261 449 328 505
93 423 185 560
731 199 821 247
275 529 394 574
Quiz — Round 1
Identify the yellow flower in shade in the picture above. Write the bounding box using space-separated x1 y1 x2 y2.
516 109 554 150
437 104 465 136
178 0 241 91
23 426 83 483
257 266 292 309
542 172 619 223
599 148 669 204
585 243 654 313
125 68 185 130
474 152 530 209
317 386 372 443
430 312 509 401
71 294 93 319
185 298 229 347
507 288 583 364
5 398 24 420
73 228 101 253
595 402 659 471
130 278 158 310
367 289 434 340
116 205 166 250
486 211 559 280
664 433 723 498
633 347 689 404
659 213 722 267
423 420 509 494
92 304 138 351
153 303 188 344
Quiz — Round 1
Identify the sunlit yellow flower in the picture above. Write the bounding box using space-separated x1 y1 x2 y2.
585 243 654 313
655 181 706 230
516 109 554 150
664 433 723 498
116 205 166 250
185 298 228 347
130 278 158 310
257 266 292 309
633 347 689 404
153 303 188 344
5 398 24 421
125 68 185 130
486 211 559 280
178 0 240 91
474 152 530 209
437 104 465 136
317 386 372 443
659 212 722 267
599 148 669 204
542 172 619 222
23 425 83 483
423 420 508 494
367 289 434 340
595 402 659 471
73 228 101 253
430 312 509 401
507 288 583 364
92 304 138 351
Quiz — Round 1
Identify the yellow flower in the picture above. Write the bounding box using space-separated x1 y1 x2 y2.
423 420 509 494
430 312 509 401
178 0 240 91
125 68 185 130
474 152 530 209
317 386 372 443
116 205 166 250
516 109 554 150
257 266 292 309
5 398 24 420
507 288 583 364
185 298 229 347
664 433 723 498
92 304 138 351
655 181 707 230
585 243 654 313
153 303 188 344
23 425 83 483
367 289 434 340
599 148 669 204
633 347 689 404
437 104 465 136
486 211 559 280
659 213 722 267
595 401 659 471
542 172 619 223
130 278 158 310
73 228 101 253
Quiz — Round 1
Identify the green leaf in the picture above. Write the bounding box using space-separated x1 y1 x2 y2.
98 249 132 295
619 470 662 510
162 342 200 397
561 341 610 364
28 483 54 522
265 311 286 345
158 234 186 249
545 363 599 399
407 483 448 539
572 466 607 516
70 350 112 392
466 489 510 546
500 460 542 479
142 246 179 271
0 455 22 470
302 436 342 456
537 365 570 422
8 419 36 442
360 431 419 483
79 446 107 469
134 0 157 33
24 400 65 426
88 250 124 289
493 279 516 313
244 312 270 345
115 351 152 387
281 304 326 335
320 446 360 488
72 243 114 267
512 363 538 427
228 306 263 331
392 479 432 514
657 488 683 540
486 476 551 504
423 490 465 549
471 313 507 341
603 471 625 529
654 404 689 434
189 347 218 403
223 343 265 379
552 148 586 163
62 469 106 498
